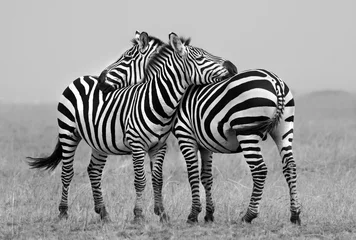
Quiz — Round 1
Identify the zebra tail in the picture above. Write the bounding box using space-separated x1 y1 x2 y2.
264 88 285 133
27 138 62 172
236 87 285 136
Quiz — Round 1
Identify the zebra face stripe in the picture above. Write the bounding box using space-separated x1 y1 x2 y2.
100 35 164 89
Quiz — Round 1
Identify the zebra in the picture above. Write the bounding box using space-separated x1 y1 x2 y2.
172 69 301 224
27 31 234 223
99 65 301 224
27 31 162 222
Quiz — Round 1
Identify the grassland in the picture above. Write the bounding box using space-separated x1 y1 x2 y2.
1 91 356 239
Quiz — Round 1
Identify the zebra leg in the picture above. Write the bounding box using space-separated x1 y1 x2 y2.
131 148 147 223
87 150 110 222
58 135 80 219
270 114 301 225
237 134 267 223
199 148 215 223
179 142 202 223
148 144 169 223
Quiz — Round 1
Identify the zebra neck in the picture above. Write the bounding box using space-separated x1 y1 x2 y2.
143 63 189 120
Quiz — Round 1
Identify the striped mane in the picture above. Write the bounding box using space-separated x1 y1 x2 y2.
179 36 191 46
130 35 165 47
141 36 192 82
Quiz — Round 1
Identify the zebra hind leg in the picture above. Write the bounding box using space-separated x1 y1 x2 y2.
58 134 80 220
199 148 215 223
236 134 267 223
88 150 110 222
270 117 301 225
148 144 170 223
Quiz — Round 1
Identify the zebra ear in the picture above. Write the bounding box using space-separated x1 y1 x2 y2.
135 30 141 41
138 31 149 51
169 32 185 56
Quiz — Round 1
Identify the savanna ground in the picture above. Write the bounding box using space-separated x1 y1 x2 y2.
1 90 356 240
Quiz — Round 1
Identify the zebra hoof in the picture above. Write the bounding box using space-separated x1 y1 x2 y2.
291 217 301 226
95 206 110 223
132 207 144 224
241 209 258 223
290 211 301 225
58 205 68 220
241 217 252 224
58 212 69 220
187 215 198 224
204 214 214 223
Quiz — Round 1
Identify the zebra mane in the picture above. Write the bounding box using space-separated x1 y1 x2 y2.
130 35 165 46
141 36 192 83
179 37 191 46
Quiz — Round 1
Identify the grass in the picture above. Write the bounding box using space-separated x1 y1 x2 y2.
1 92 356 239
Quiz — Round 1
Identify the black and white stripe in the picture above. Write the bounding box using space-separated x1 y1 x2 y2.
28 32 232 222
28 31 162 221
97 57 301 224
172 69 301 224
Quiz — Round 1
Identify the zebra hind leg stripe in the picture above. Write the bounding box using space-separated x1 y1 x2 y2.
270 113 302 225
58 136 80 219
88 150 110 222
237 135 267 223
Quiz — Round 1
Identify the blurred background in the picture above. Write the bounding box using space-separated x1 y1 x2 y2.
1 0 355 103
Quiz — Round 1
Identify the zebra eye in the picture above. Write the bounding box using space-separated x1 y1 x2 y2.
196 52 204 60
124 50 135 58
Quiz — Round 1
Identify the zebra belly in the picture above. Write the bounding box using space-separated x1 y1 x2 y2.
75 113 132 155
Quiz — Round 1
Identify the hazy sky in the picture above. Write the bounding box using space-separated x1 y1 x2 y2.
1 0 355 103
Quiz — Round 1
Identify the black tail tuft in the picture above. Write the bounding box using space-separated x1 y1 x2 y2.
27 139 62 172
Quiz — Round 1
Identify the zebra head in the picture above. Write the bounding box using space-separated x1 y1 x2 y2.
98 31 164 91
169 32 235 85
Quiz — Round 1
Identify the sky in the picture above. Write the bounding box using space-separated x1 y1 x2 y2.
1 0 355 103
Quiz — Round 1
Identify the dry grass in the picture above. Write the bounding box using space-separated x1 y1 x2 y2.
1 91 356 239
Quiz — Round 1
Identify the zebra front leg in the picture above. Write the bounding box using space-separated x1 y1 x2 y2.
179 142 202 223
199 148 215 223
87 150 110 222
58 136 80 219
131 148 147 223
237 135 267 223
148 144 169 223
